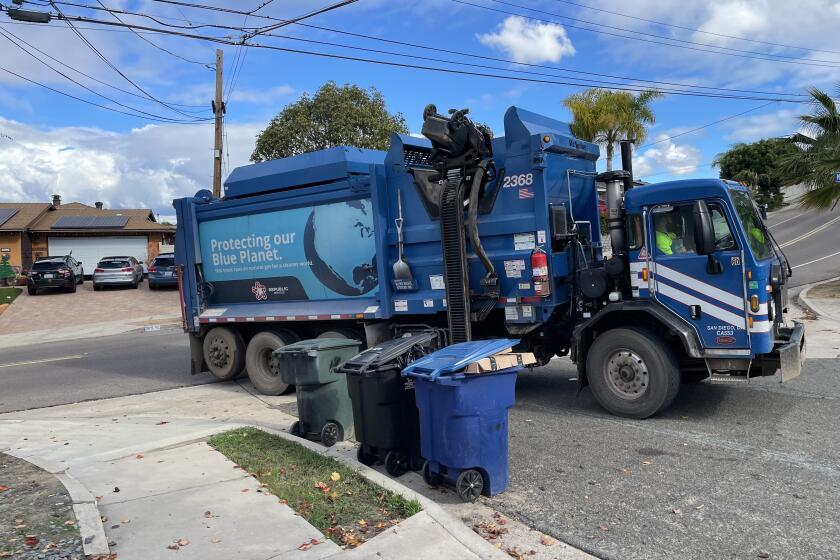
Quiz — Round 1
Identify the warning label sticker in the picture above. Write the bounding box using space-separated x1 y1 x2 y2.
394 300 408 312
429 275 445 290
514 232 536 251
504 259 526 278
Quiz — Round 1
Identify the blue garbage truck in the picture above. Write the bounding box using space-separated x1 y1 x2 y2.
173 104 805 418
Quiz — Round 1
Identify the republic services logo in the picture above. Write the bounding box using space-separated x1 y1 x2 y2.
251 281 268 301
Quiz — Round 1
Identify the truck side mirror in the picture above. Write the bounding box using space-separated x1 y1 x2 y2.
759 203 768 220
692 200 715 256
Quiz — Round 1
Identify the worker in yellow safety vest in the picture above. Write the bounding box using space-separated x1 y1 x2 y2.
656 213 680 255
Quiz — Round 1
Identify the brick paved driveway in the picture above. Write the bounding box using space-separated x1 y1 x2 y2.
0 280 180 335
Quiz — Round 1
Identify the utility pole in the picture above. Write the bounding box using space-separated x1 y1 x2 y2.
212 49 225 198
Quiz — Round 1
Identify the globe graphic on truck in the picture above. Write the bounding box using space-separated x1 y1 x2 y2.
304 200 378 297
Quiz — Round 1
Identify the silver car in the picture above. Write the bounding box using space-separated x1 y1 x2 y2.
93 256 144 290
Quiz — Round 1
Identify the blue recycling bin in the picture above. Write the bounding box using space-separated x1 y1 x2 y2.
402 339 521 502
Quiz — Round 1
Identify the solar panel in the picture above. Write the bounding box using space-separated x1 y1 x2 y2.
0 208 19 227
52 215 129 229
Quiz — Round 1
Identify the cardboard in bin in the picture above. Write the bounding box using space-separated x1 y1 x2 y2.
463 348 536 374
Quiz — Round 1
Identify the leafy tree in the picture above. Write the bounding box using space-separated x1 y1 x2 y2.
775 86 840 210
713 138 798 209
563 88 663 170
251 81 409 162
0 255 15 286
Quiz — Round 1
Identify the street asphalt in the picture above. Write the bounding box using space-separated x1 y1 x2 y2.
0 327 212 414
766 204 840 287
495 357 840 560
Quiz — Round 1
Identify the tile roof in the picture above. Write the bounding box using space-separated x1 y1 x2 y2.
0 203 53 231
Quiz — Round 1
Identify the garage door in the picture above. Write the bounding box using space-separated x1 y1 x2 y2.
48 236 148 274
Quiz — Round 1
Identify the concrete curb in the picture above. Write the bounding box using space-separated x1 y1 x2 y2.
798 275 840 325
250 423 511 560
5 453 110 557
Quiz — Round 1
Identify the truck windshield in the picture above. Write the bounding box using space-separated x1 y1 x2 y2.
730 190 773 260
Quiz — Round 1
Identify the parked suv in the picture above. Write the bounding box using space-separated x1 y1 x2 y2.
27 255 84 295
148 253 177 289
93 256 144 290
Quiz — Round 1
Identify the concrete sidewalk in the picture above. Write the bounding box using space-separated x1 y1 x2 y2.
0 383 584 560
800 276 840 324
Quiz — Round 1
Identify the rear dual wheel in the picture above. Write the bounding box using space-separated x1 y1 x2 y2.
203 327 246 381
245 330 298 395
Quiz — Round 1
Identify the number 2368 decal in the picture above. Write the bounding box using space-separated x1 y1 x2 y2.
502 173 534 188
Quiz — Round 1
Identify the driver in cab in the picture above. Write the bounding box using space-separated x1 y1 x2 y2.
655 213 687 255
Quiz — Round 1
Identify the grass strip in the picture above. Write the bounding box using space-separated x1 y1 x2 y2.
0 288 21 304
208 427 422 548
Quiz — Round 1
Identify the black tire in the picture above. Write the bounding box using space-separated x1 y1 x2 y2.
320 422 343 447
202 327 246 381
245 330 299 395
357 445 376 467
67 278 77 293
586 327 680 419
289 421 300 437
78 274 84 285
149 283 156 290
93 285 101 292
455 469 484 503
27 286 37 296
422 461 441 487
384 450 410 477
131 280 139 289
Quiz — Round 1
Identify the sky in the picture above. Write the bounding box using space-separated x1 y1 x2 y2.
1 0 839 220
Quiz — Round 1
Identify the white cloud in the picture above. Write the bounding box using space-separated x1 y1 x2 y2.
477 16 575 64
633 135 702 178
724 108 800 142
0 117 261 215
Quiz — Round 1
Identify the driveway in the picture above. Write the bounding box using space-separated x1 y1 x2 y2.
0 280 180 335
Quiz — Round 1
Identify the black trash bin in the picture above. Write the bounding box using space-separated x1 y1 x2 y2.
336 332 438 476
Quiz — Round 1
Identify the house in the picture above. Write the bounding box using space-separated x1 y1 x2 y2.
0 202 54 271
10 195 175 272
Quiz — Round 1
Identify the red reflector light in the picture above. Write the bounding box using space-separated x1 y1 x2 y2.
148 266 157 273
94 268 105 273
121 267 132 272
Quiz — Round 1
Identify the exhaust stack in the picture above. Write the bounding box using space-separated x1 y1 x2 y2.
620 139 634 192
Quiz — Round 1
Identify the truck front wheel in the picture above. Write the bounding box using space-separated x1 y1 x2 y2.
246 330 298 395
586 328 680 419
203 327 246 381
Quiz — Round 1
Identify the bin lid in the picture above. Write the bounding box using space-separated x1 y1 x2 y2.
274 338 361 356
402 339 520 381
336 332 438 375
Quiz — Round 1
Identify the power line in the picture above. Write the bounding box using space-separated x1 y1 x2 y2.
47 1 205 118
93 0 214 67
455 0 840 69
291 23 806 99
0 26 211 121
0 21 206 108
263 32 808 100
2 9 812 103
548 0 840 57
639 101 779 148
0 63 211 123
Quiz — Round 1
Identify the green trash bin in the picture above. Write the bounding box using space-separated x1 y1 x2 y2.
274 338 362 447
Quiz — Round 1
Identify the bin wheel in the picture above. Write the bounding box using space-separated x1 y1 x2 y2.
422 461 441 487
384 450 410 477
455 469 484 503
321 422 343 447
289 421 300 437
356 445 376 467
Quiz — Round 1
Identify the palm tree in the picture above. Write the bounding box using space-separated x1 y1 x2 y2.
563 88 663 170
777 86 840 209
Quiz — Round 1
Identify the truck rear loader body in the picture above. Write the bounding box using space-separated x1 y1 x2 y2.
174 105 804 418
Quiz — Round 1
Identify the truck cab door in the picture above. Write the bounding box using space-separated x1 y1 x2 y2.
649 201 750 352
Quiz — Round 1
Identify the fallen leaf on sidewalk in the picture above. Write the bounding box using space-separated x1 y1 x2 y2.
506 546 526 560
211 537 221 544
64 520 75 526
24 535 39 547
0 485 9 492
122 519 131 523
642 460 652 465
135 454 144 460
671 508 682 515
42 543 57 551
113 487 120 493
14 523 26 529
540 534 555 546
166 544 179 551
177 538 190 547
757 553 770 559
598 523 610 531
156 421 170 425
204 511 215 518
330 472 341 482
241 488 249 493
